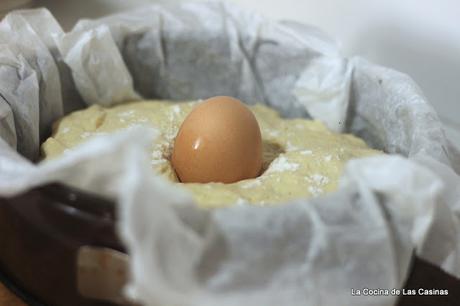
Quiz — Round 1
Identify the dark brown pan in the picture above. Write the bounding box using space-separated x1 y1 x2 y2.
0 184 459 306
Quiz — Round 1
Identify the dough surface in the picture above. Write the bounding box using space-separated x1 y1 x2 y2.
41 100 380 208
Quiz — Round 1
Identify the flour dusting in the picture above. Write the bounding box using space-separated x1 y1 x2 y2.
266 156 300 173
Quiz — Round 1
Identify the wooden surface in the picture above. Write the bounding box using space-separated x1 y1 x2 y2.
0 282 26 306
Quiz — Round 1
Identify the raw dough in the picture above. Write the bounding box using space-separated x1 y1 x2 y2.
41 100 380 208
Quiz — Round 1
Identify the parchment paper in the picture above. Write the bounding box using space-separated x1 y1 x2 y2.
0 2 459 306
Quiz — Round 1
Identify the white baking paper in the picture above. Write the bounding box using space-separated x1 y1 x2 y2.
0 2 459 306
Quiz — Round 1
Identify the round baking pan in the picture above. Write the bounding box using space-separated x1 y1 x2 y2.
0 183 123 306
1 183 460 306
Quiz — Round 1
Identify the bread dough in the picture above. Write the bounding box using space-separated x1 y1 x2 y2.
41 100 380 208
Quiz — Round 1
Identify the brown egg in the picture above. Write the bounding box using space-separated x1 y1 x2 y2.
171 96 263 184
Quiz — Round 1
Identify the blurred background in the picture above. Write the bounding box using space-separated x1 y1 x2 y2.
2 0 460 144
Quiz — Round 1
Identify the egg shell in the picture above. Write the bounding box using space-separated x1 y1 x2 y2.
171 96 263 184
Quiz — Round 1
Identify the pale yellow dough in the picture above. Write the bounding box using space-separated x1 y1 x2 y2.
41 100 380 208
